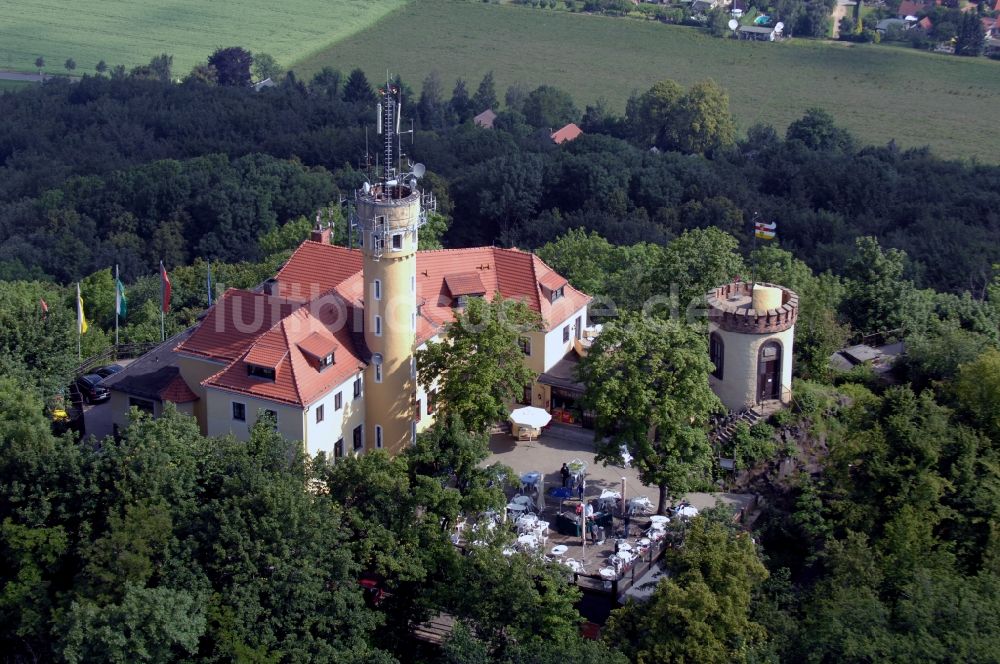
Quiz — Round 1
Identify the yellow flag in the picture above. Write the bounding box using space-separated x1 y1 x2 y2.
77 283 88 334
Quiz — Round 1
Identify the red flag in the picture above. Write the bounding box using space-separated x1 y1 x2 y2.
39 297 48 318
160 261 172 313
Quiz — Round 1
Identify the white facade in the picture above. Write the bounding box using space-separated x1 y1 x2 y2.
302 371 366 456
708 322 795 412
542 304 589 372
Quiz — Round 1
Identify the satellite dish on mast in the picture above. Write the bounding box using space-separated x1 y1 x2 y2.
728 18 739 30
412 163 426 178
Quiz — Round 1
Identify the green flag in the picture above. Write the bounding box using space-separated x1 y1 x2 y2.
115 277 127 318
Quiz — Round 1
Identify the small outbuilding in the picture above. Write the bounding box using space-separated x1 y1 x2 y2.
473 108 497 129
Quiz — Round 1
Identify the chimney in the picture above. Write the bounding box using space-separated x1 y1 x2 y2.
311 226 332 244
263 278 279 296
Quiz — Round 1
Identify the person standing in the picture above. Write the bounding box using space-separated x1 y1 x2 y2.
560 463 570 487
577 480 585 501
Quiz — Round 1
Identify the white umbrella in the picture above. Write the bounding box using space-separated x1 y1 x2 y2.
509 406 552 428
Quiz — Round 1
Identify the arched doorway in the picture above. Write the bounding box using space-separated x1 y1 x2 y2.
757 341 782 402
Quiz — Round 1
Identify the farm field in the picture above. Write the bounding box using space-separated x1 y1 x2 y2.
296 0 1000 161
1 0 406 78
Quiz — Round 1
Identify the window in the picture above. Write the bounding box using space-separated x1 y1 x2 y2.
427 389 437 414
575 316 582 340
411 420 417 444
562 325 570 343
264 409 278 426
373 353 383 383
247 364 275 381
374 315 382 336
316 404 324 423
411 275 416 293
319 353 334 370
373 279 381 301
353 377 362 399
128 397 154 414
415 398 422 421
709 332 724 380
375 425 383 448
232 402 246 421
334 392 343 410
454 295 468 309
519 336 532 356
410 357 416 380
334 438 344 458
353 424 364 451
411 311 416 332
391 233 403 250
521 384 532 406
550 286 564 303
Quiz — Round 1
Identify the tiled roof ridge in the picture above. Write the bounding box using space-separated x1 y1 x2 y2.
280 313 304 405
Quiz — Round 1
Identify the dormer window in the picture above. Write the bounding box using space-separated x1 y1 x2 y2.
550 286 564 303
454 295 468 309
247 364 276 381
319 353 334 370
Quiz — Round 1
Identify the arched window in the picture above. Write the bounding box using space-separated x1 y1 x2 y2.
373 353 383 383
709 332 724 380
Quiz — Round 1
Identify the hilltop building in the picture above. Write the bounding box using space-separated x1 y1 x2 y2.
706 281 798 412
106 84 590 456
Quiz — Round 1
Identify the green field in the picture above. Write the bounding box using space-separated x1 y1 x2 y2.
296 0 1000 161
1 0 405 77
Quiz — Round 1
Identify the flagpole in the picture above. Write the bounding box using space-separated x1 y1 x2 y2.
114 264 120 346
77 282 82 360
750 211 759 288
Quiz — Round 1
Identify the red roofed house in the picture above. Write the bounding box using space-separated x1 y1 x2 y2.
108 122 592 457
551 123 583 144
896 0 928 19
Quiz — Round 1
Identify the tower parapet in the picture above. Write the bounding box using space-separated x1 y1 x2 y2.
707 282 798 335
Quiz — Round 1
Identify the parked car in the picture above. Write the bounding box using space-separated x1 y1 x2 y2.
93 363 124 379
76 374 110 404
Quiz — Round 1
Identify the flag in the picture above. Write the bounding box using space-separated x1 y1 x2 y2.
115 270 127 318
160 261 172 314
206 262 213 307
76 283 88 334
40 297 48 319
754 220 777 240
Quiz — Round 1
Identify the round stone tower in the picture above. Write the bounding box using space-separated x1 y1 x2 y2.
356 84 423 454
706 282 799 412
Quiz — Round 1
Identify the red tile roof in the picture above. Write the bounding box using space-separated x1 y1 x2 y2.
551 123 583 144
474 109 497 129
297 331 339 360
159 374 199 404
273 241 363 302
190 244 590 406
918 16 932 29
176 289 299 362
897 0 927 17
444 272 488 296
205 304 365 407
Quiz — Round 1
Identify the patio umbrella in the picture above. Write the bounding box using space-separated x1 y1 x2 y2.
509 406 552 429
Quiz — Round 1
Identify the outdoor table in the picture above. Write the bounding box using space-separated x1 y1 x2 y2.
599 567 618 581
517 534 539 550
565 559 585 574
520 471 541 487
551 544 568 557
507 503 527 515
650 515 669 526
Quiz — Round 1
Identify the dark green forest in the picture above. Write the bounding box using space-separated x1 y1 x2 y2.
1 58 999 663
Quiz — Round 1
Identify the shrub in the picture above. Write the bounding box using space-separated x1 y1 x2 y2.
732 421 778 470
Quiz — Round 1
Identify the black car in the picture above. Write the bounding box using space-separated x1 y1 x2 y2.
76 374 110 404
93 364 124 379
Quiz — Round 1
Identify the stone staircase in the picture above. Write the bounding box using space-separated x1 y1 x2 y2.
711 406 764 448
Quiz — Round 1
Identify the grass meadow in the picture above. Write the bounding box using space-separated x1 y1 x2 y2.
297 0 1000 161
1 0 405 78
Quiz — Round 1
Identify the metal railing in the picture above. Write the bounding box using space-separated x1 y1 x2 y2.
74 342 158 377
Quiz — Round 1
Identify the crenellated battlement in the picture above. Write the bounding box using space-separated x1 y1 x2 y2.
707 282 799 334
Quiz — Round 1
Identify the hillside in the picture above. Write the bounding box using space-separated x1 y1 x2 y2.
296 0 1000 161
